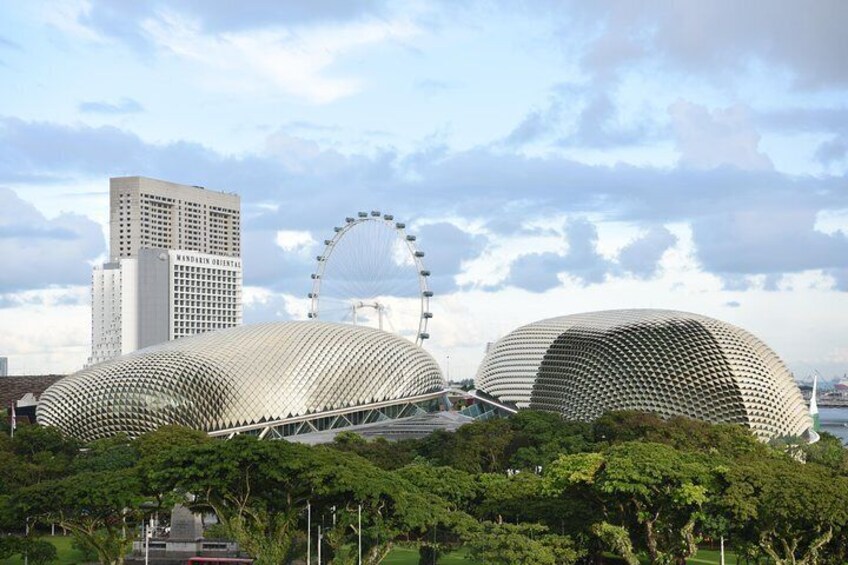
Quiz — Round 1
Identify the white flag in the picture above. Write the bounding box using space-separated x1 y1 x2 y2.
10 403 16 436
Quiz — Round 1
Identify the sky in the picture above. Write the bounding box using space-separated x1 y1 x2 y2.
1 1 847 381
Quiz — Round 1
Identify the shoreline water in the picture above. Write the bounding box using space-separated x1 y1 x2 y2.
817 407 848 444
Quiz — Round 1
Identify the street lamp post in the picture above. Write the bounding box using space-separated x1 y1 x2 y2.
358 504 362 565
138 501 157 565
307 502 311 565
144 520 149 565
317 525 322 565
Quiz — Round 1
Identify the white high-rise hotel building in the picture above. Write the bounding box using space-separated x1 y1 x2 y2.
89 177 242 365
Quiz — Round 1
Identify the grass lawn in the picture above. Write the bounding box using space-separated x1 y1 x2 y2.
688 548 738 564
383 545 737 564
0 537 737 565
1 535 88 565
383 546 470 564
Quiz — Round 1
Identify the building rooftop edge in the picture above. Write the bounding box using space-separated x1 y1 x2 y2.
109 175 239 198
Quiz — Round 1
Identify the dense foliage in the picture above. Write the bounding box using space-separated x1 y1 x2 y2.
1 410 847 564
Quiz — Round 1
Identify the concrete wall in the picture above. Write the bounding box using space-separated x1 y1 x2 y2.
137 249 170 349
121 258 138 354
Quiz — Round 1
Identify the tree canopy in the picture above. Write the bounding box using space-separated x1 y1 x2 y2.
2 410 846 564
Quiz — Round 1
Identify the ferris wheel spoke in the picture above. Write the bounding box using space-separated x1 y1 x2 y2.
309 213 432 346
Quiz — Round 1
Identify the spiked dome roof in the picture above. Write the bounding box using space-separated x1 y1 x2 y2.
475 309 812 440
38 322 445 442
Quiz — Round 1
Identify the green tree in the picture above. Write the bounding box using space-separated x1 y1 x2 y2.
590 522 639 565
475 471 565 528
463 522 580 565
329 432 418 470
395 463 479 512
134 425 210 460
2 425 79 491
150 435 310 565
13 468 143 565
506 411 594 470
545 442 712 564
71 535 100 562
11 425 79 460
718 457 848 565
592 411 768 461
22 538 58 565
802 432 848 475
0 535 22 560
308 446 455 564
73 434 138 473
135 425 213 514
417 543 440 565
592 411 667 444
416 419 515 473
149 434 449 565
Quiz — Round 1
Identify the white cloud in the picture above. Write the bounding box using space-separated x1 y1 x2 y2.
457 234 562 288
424 227 848 382
814 208 848 236
242 285 276 307
282 293 311 321
0 188 105 292
594 221 645 259
140 10 420 103
669 100 773 170
0 287 90 374
274 230 316 254
242 288 309 321
41 0 108 44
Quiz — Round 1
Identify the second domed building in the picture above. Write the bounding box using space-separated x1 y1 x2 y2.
475 309 812 441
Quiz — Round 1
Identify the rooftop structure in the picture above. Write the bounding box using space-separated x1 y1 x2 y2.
476 309 812 441
0 375 64 408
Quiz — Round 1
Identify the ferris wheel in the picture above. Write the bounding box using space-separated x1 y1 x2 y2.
308 211 433 346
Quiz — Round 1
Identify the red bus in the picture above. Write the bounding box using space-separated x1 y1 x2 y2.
186 559 253 565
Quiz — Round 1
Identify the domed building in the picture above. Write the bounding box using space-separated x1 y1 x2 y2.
475 309 812 441
39 322 446 442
